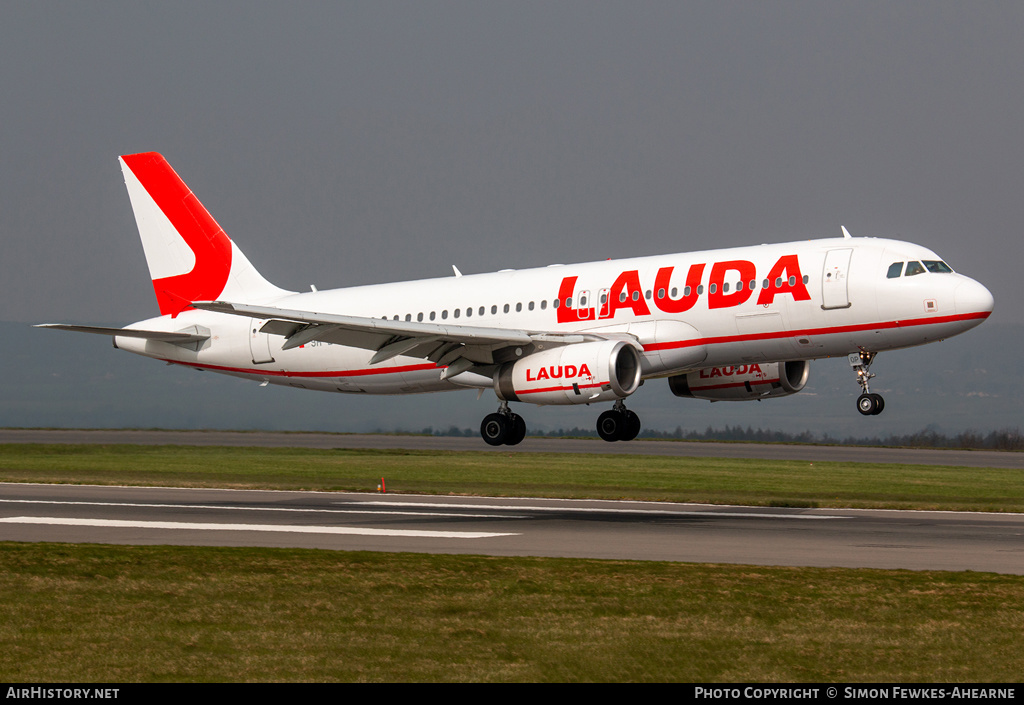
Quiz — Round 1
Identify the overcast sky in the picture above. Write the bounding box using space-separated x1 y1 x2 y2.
2 2 1021 434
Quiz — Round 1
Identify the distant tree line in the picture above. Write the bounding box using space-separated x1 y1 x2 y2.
406 424 1024 451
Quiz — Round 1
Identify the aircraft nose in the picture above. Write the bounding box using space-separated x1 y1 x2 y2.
955 278 995 317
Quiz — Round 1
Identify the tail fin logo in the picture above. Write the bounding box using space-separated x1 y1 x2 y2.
120 153 232 317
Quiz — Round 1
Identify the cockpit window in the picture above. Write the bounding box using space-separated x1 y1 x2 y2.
923 260 953 273
886 262 903 279
904 261 926 276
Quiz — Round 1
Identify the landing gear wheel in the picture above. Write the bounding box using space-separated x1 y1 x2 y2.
856 393 884 416
505 413 527 446
597 407 642 442
856 393 874 415
480 413 509 446
597 410 623 442
869 393 884 415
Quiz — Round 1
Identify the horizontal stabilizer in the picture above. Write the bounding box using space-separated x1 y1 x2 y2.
35 324 209 345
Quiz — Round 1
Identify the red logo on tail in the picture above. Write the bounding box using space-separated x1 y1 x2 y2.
121 153 232 317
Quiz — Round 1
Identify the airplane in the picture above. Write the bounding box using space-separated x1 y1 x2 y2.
39 152 994 445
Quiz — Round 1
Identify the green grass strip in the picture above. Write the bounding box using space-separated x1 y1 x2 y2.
1 543 1022 682
1 444 1022 512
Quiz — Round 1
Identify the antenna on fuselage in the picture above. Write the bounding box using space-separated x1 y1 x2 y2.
841 226 852 239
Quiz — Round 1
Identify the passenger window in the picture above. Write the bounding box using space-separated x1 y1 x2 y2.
887 262 903 279
905 261 925 277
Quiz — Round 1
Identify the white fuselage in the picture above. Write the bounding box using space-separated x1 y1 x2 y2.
115 236 993 399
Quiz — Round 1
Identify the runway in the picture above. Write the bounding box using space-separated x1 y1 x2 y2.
3 483 1023 574
2 429 1022 468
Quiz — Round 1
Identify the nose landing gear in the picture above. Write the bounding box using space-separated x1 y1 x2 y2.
851 351 885 416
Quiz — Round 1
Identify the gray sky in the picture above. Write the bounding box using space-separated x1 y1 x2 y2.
2 2 1021 435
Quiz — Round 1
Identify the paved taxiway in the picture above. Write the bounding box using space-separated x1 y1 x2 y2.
3 483 1023 574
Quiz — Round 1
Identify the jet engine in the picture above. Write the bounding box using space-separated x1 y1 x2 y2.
668 360 810 401
494 340 642 405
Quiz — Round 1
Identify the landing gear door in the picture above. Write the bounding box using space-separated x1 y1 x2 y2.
821 248 853 310
249 319 275 364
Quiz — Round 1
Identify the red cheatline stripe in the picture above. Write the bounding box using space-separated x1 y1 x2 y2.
152 311 990 381
514 380 608 396
158 358 440 378
644 311 990 352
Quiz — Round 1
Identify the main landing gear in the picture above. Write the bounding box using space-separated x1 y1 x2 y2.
480 402 527 446
596 400 642 442
850 351 885 416
478 400 643 445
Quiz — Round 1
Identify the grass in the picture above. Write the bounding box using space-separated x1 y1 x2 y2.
1 443 1022 512
2 542 1022 682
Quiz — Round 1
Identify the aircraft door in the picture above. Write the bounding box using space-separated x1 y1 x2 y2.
821 248 853 310
576 289 594 321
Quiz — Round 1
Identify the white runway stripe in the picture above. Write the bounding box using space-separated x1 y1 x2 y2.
0 516 518 539
0 498 522 519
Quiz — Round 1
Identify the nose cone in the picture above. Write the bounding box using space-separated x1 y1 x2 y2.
955 278 995 319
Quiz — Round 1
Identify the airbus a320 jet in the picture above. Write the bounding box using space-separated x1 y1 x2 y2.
40 153 994 445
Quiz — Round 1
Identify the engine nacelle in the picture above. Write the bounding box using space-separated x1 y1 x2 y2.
495 340 642 405
668 360 810 401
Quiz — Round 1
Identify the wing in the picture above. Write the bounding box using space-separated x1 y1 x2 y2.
190 300 600 375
